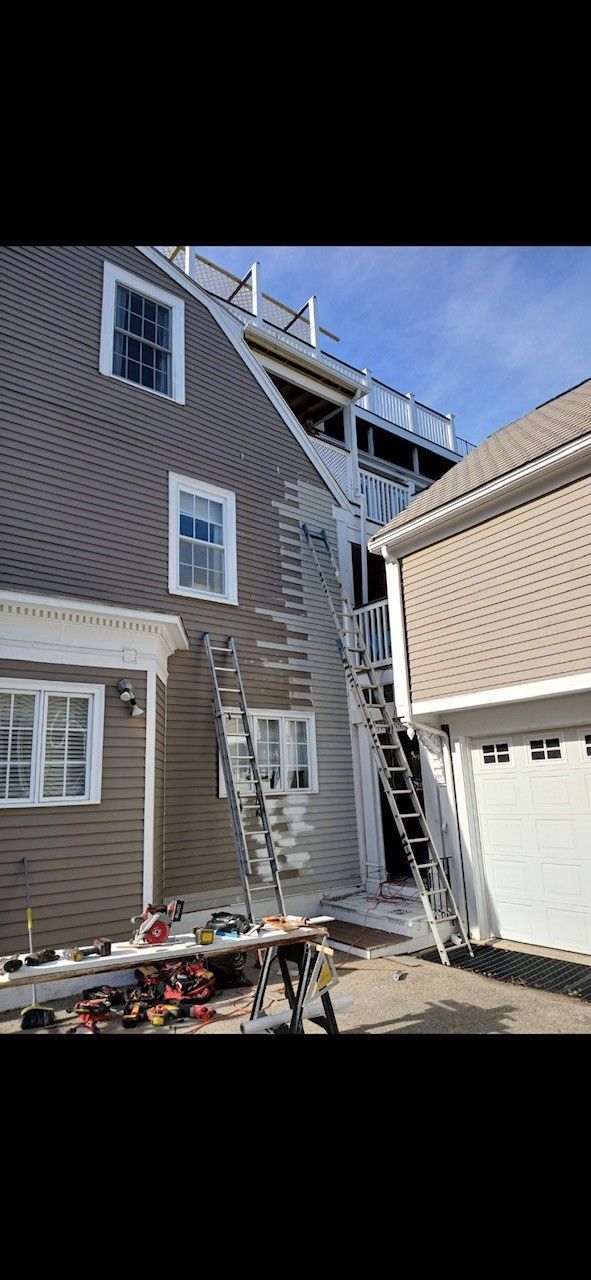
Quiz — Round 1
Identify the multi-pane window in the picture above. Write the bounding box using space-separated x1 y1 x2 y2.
179 490 225 596
584 733 591 759
112 286 171 395
42 696 89 800
0 692 35 801
100 262 185 404
530 736 562 761
0 685 102 807
256 718 282 791
221 712 316 795
482 742 510 764
285 718 310 789
169 473 238 603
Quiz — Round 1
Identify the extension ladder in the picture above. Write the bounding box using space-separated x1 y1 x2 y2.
203 634 286 921
301 526 472 965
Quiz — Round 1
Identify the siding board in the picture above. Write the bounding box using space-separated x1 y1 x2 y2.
402 473 591 700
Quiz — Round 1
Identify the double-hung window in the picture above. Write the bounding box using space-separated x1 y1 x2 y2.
0 681 104 807
219 711 317 796
169 472 238 604
99 261 185 403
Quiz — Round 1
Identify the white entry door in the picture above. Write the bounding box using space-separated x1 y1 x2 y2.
471 727 591 954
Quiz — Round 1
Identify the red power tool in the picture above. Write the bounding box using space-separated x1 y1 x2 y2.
130 899 184 946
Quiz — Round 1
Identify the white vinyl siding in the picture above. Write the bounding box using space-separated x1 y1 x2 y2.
99 261 185 403
219 711 317 796
0 680 104 807
169 472 238 604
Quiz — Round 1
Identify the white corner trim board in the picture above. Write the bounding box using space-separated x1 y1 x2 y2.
0 589 188 684
412 670 591 716
138 247 354 514
384 558 411 722
370 431 591 558
142 669 157 902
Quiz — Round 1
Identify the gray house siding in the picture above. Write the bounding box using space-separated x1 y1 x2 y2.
0 661 145 953
0 246 359 932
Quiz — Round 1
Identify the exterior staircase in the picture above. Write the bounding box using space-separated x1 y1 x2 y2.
320 880 453 959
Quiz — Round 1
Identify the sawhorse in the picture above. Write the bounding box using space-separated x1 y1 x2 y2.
246 939 340 1034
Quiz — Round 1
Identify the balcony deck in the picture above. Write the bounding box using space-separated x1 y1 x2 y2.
159 247 476 458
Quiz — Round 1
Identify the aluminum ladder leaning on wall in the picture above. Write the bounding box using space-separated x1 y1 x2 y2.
203 633 286 921
301 526 473 966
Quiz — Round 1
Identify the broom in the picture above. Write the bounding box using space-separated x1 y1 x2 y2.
20 857 55 1030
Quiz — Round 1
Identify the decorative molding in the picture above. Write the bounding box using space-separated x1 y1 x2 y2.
0 590 188 684
413 724 446 784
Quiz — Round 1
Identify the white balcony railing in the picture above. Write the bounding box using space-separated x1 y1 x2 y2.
359 469 410 523
354 599 391 667
311 438 353 494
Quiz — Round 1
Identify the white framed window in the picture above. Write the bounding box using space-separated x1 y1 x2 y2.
529 735 562 762
0 679 104 807
219 710 317 797
482 742 511 765
99 261 185 403
169 472 238 605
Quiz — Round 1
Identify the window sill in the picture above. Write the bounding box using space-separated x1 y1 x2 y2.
169 586 239 606
100 368 184 406
0 796 100 810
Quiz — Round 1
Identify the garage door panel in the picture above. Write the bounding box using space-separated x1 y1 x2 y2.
546 907 589 951
486 857 528 893
540 861 584 898
471 728 591 955
530 776 571 807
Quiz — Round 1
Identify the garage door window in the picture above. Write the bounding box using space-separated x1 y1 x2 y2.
482 742 511 764
529 736 561 761
584 733 591 759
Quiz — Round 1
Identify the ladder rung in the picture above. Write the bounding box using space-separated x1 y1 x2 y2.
210 646 231 651
386 767 408 773
214 667 236 673
414 861 439 869
431 914 459 923
218 686 241 692
407 837 429 843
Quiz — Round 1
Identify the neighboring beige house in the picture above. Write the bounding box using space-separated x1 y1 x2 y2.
369 379 591 957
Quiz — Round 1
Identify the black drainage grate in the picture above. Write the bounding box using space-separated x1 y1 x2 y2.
419 943 591 1002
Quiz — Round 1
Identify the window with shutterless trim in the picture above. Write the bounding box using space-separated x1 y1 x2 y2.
99 261 185 403
219 711 318 796
168 472 238 604
0 680 105 807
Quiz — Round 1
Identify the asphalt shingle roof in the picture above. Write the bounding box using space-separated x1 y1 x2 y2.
370 378 591 542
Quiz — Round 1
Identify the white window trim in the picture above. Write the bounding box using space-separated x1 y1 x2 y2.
218 709 318 797
168 471 238 605
99 261 185 405
0 678 105 808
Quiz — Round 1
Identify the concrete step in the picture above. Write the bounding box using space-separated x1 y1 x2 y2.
320 884 452 951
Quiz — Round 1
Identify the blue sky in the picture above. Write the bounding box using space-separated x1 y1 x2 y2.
199 245 591 446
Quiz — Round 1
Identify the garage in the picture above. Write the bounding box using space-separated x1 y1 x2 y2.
471 726 591 954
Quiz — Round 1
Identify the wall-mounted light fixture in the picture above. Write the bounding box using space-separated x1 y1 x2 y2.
117 678 144 717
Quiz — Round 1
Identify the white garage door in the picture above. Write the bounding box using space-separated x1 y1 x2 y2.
471 727 591 954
